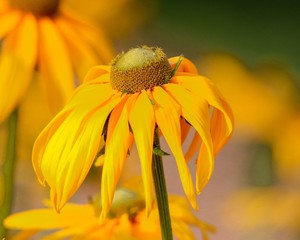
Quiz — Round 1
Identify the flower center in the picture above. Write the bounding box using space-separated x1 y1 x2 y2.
111 46 172 93
9 0 60 16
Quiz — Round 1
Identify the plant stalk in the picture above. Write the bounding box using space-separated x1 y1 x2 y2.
152 126 173 240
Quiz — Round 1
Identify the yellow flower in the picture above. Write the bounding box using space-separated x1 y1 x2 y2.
0 0 113 122
32 46 233 220
4 191 215 240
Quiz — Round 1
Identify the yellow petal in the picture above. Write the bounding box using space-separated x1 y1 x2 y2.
152 87 198 209
164 84 213 193
0 10 22 38
33 84 119 212
39 17 74 113
185 132 201 162
180 117 191 144
54 16 101 81
83 65 111 83
172 75 233 136
0 14 37 122
210 99 234 155
4 203 93 230
129 91 155 216
100 95 134 221
172 221 195 240
168 56 198 74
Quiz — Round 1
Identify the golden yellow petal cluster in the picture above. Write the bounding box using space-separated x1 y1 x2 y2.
32 47 233 221
4 192 215 240
0 0 113 122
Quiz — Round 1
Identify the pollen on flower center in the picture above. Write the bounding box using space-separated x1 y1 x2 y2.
111 46 172 93
9 0 60 16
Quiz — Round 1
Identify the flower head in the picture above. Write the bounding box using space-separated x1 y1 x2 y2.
4 190 215 240
0 0 113 122
33 46 233 220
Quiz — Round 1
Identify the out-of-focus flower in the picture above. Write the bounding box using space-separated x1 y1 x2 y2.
32 46 233 221
0 0 113 123
273 114 300 183
198 53 295 141
4 190 215 240
223 187 300 239
64 0 157 38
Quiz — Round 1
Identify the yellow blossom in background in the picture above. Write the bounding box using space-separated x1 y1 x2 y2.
4 190 214 240
198 52 295 141
0 0 113 123
32 46 233 221
64 0 157 38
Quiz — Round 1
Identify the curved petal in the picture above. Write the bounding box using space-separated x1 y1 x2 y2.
180 118 191 144
172 75 233 137
0 10 22 38
0 14 37 122
129 91 155 216
164 84 213 193
100 95 135 221
54 16 101 81
38 17 74 113
83 65 111 83
210 99 234 155
168 57 198 74
4 203 94 230
152 87 198 209
184 132 201 162
32 84 119 212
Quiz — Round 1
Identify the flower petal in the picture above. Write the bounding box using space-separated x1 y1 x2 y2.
180 118 191 144
152 87 198 209
100 95 135 221
83 65 111 83
210 99 234 155
185 132 201 162
33 83 119 212
129 91 155 216
164 84 213 193
168 57 198 74
0 14 37 122
38 17 74 113
0 10 22 38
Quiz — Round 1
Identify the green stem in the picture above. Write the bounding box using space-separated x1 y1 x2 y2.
152 127 173 240
0 109 18 238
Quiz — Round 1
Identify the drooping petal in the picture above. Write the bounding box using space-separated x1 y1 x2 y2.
38 17 74 113
180 117 191 144
0 10 22 38
33 83 119 212
0 14 37 122
4 203 94 230
100 95 135 221
54 16 101 81
210 98 234 155
164 84 214 193
152 87 198 209
185 132 201 162
83 65 111 83
168 57 198 74
129 91 155 216
172 75 233 138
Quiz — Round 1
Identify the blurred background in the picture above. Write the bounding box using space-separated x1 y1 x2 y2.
3 0 300 239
